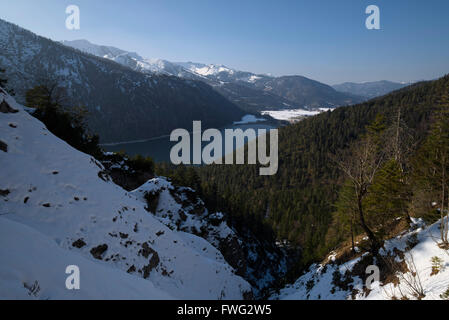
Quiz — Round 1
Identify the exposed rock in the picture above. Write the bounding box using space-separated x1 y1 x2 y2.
219 236 248 277
139 242 156 259
0 99 18 113
132 178 291 298
90 244 108 260
0 140 7 152
127 265 136 273
99 152 155 191
144 190 161 213
72 239 86 248
23 280 40 297
142 252 160 279
97 170 110 182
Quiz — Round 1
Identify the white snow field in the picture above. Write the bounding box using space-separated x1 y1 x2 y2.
261 109 322 121
273 218 449 300
0 89 251 300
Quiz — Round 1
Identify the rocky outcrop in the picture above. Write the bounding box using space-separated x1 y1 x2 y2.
131 177 290 298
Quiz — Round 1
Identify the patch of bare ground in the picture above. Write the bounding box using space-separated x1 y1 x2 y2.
326 217 417 299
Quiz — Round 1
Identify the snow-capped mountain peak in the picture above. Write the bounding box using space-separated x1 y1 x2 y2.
176 62 236 76
60 39 267 83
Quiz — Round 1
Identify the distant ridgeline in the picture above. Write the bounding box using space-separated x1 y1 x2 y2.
187 74 449 275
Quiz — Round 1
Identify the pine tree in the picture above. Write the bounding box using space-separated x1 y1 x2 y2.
364 158 409 238
413 95 449 245
331 180 359 252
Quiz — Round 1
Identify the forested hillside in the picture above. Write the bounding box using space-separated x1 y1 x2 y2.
194 75 449 276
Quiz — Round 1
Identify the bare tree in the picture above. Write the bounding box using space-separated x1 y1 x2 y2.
334 135 385 256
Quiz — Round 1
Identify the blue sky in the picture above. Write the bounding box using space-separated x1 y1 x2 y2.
1 0 449 84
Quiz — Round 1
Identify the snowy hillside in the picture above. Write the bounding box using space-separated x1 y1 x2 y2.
272 218 449 300
61 40 198 79
0 89 252 300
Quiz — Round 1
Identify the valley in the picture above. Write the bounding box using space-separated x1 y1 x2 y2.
1 3 449 303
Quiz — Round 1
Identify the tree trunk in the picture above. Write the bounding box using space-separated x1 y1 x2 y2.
350 215 355 253
357 194 380 256
441 159 446 243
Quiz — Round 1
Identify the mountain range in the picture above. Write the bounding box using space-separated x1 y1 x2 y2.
61 39 365 113
1 18 412 144
332 80 411 99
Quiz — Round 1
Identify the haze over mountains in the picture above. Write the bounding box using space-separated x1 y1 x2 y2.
332 80 411 99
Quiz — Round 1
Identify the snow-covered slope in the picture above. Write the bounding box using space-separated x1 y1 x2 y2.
0 90 251 300
61 40 195 78
61 40 261 83
272 218 449 300
0 217 172 300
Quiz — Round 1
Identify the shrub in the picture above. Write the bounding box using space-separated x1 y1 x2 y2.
430 256 444 276
26 84 102 157
128 154 154 173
